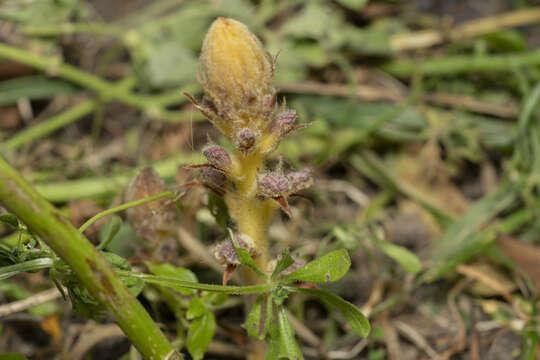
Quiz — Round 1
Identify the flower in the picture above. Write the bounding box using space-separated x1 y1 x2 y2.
198 17 276 136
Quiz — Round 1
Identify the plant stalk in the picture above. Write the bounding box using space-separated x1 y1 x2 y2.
225 151 277 360
0 156 182 360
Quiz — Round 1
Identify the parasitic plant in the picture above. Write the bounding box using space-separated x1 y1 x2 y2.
187 17 312 288
182 17 369 359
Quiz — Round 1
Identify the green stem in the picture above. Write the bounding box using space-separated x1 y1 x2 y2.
383 49 540 77
0 156 182 360
79 191 176 232
0 42 198 113
1 99 97 151
22 23 125 37
118 271 274 295
0 258 55 280
33 152 203 202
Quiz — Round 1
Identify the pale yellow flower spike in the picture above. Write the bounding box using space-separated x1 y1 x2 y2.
199 17 275 137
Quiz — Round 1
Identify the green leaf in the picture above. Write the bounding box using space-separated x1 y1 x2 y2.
0 258 54 280
295 287 370 338
146 262 198 295
367 231 422 274
423 182 517 281
272 249 295 279
187 311 216 360
102 252 130 271
245 294 271 340
229 229 267 279
102 252 144 296
0 214 18 228
265 308 281 360
0 76 78 106
187 297 206 320
277 306 304 360
280 249 350 284
97 215 122 250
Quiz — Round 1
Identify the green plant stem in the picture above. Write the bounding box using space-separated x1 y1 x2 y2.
0 258 55 280
22 23 125 37
34 152 203 202
0 42 198 113
383 49 540 77
0 156 182 360
79 191 176 232
1 99 97 151
118 271 274 294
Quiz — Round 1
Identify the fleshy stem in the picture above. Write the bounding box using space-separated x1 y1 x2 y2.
0 156 182 360
225 151 277 360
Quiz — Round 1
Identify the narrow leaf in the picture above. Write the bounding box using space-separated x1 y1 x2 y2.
266 307 281 360
295 287 370 338
229 229 267 279
272 249 295 279
0 214 18 228
368 233 422 274
280 249 350 284
424 182 517 281
118 271 272 295
245 294 271 340
277 306 304 360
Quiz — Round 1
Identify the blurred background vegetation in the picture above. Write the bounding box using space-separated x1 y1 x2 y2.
1 0 540 359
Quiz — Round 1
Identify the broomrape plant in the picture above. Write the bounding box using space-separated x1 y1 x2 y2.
0 17 369 360
175 17 370 359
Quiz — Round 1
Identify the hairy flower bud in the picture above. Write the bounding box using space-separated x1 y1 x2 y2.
234 127 257 154
287 168 313 193
274 110 297 135
258 172 290 198
201 167 227 194
202 144 232 170
213 234 258 266
199 17 275 133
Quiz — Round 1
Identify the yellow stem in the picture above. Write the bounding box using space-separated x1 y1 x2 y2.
225 150 277 360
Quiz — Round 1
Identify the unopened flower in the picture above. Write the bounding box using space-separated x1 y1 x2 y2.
201 167 227 194
287 168 313 193
274 110 297 135
234 127 257 154
257 172 290 198
202 144 232 171
198 17 275 135
213 234 258 266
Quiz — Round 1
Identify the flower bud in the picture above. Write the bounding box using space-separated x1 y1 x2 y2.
234 127 257 154
201 167 227 193
258 172 290 198
213 234 258 266
274 110 297 135
287 168 313 193
199 17 274 131
202 144 232 170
